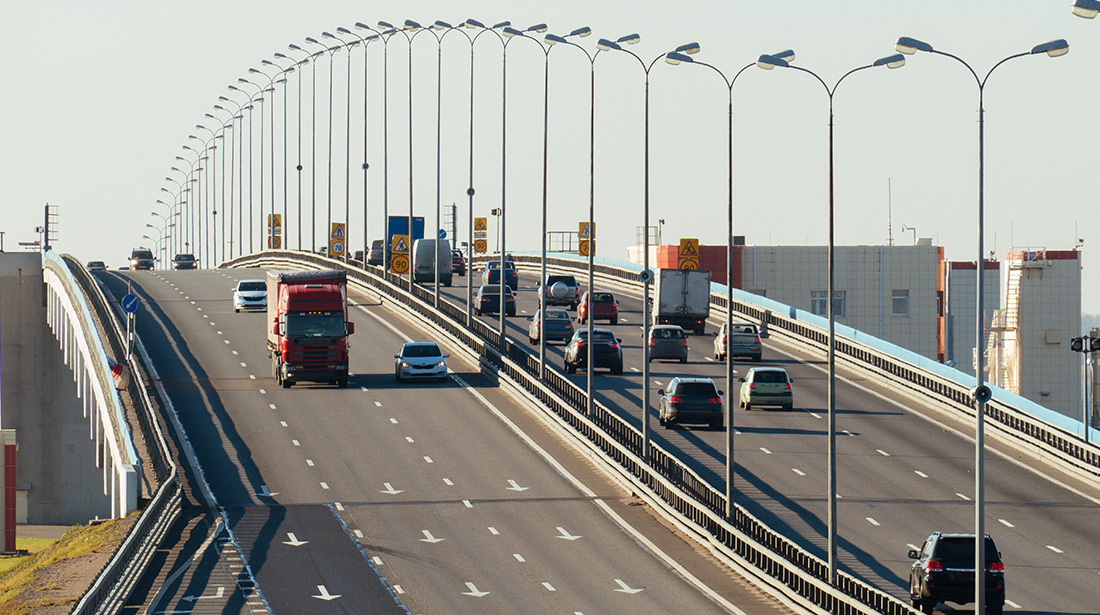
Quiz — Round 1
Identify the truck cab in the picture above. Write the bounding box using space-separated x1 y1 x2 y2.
268 270 354 388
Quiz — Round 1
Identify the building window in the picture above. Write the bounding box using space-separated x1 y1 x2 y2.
892 289 910 317
811 291 846 317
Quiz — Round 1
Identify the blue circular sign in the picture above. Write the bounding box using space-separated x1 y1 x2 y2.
438 228 447 239
122 293 139 314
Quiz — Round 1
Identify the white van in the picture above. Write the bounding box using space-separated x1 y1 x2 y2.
412 238 453 286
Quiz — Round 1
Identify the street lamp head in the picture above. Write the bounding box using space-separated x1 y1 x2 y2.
1073 0 1100 18
756 54 790 69
305 36 320 45
596 38 621 51
569 26 592 38
545 33 566 45
403 19 421 30
874 53 907 69
617 33 641 45
433 20 452 30
526 23 548 33
502 26 521 38
895 36 933 55
237 77 252 85
664 51 694 65
492 21 511 29
464 18 484 29
772 49 796 63
676 42 701 55
321 31 336 39
1031 39 1069 57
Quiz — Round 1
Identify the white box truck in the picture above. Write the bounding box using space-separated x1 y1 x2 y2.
412 238 452 286
653 269 711 335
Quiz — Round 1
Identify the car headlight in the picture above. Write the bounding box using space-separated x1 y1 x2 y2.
437 361 446 367
400 361 410 368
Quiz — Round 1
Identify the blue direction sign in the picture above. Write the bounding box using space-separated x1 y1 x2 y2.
122 293 139 314
438 228 447 239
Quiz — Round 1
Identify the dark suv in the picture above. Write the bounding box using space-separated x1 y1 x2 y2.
564 328 622 374
908 533 1005 615
129 248 155 270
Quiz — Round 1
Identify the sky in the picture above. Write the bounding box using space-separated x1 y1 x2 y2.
2 1 1098 318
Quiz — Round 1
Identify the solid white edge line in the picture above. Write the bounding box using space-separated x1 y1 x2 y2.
451 373 751 615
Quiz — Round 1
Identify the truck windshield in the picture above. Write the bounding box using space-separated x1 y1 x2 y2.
285 312 345 338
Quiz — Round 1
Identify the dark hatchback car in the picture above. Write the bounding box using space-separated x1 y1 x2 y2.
475 284 516 316
482 260 519 288
658 377 724 429
563 327 622 374
908 533 1005 615
173 253 197 270
527 308 574 344
451 250 466 276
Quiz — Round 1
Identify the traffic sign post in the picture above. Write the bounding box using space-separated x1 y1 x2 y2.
579 222 592 257
678 237 699 270
329 223 347 258
390 234 409 274
122 290 138 360
474 217 488 254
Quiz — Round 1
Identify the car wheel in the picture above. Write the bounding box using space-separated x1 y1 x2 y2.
612 366 623 375
610 317 618 326
743 402 752 411
987 604 1003 615
920 601 934 615
679 357 687 364
395 372 402 383
784 404 794 411
710 418 723 430
753 354 762 363
529 337 536 344
565 362 575 374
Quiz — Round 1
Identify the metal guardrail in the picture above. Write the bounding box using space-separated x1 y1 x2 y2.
226 250 917 615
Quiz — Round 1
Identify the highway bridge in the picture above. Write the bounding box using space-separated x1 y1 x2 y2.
17 249 1100 614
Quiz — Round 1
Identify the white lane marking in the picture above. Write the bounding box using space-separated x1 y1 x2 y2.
461 582 489 598
1047 545 1064 554
1005 599 1021 608
405 436 415 443
372 556 383 566
999 518 1015 528
809 412 822 419
420 530 444 544
556 527 582 541
956 493 971 501
259 389 266 394
506 479 529 491
733 428 742 435
915 470 928 478
355 530 364 538
393 585 405 594
380 483 404 495
320 482 330 490
232 350 238 355
867 517 880 526
613 579 643 594
249 375 256 380
631 367 640 372
843 429 855 437
907 543 920 551
224 340 230 344
443 478 454 486
375 401 383 407
334 502 344 511
240 362 247 367
542 582 556 591
292 440 300 447
514 553 526 562
488 527 500 535
269 404 276 410
792 468 806 476
424 456 433 463
360 386 369 391
389 417 397 423
876 449 891 457
463 500 472 508
760 447 773 454
280 421 288 427
654 380 663 386
306 459 315 467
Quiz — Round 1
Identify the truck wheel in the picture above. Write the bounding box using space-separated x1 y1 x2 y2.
695 325 705 335
282 379 292 389
338 378 348 388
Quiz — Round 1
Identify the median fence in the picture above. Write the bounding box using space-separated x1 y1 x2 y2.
228 250 928 615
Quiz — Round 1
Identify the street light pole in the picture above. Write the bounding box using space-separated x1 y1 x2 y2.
324 31 360 261
339 26 381 264
895 36 1068 612
757 49 906 587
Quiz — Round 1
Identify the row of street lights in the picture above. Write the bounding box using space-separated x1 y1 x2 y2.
145 19 1082 608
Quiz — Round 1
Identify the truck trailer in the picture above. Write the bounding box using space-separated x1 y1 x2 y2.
653 268 711 335
267 270 354 388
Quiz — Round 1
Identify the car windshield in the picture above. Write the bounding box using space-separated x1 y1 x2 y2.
935 537 999 566
676 382 719 397
238 282 265 292
753 370 788 384
132 251 153 259
176 255 195 262
285 312 345 338
544 310 570 321
403 344 442 358
593 293 614 303
732 325 756 334
652 328 683 339
575 330 615 343
547 275 575 285
487 261 516 270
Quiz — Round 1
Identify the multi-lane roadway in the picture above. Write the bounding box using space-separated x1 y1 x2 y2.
103 268 791 614
436 263 1100 614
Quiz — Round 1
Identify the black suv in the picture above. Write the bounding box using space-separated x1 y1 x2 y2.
908 533 1005 615
172 253 197 270
658 377 723 429
563 328 622 374
129 248 155 270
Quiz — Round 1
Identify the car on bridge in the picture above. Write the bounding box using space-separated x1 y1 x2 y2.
527 308 574 344
714 322 762 362
648 324 689 363
658 377 723 429
232 279 267 312
451 250 466 276
129 248 155 270
578 291 618 325
908 532 1005 615
394 341 449 383
172 253 197 270
481 259 518 288
538 274 580 310
475 284 516 316
563 327 623 374
738 367 793 411
86 261 107 272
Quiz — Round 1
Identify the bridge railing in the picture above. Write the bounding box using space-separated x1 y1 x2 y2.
490 251 1100 479
41 252 139 517
226 250 916 615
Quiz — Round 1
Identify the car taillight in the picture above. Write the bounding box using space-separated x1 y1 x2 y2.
989 561 1004 572
608 342 620 349
708 397 721 403
748 383 756 390
669 396 683 402
681 339 688 348
754 335 761 343
925 561 943 573
784 383 791 390
648 339 655 347
721 335 726 345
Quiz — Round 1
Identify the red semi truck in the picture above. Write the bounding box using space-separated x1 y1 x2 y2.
267 270 354 388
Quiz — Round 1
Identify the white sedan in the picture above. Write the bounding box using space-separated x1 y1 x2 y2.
232 280 267 312
394 342 449 383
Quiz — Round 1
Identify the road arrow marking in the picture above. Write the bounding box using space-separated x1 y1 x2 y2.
420 530 444 543
461 582 490 597
380 483 404 495
613 579 644 594
313 585 341 601
283 533 308 547
256 485 279 497
556 527 582 541
183 586 225 601
506 479 529 491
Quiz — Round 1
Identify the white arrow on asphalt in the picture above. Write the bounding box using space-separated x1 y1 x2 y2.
283 533 308 547
420 530 444 544
614 579 644 594
313 585 341 601
256 485 279 497
380 482 404 495
461 582 490 598
556 527 582 541
506 479 529 492
183 586 225 601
